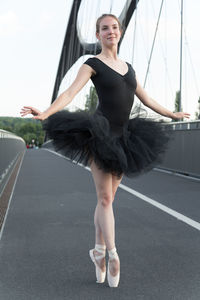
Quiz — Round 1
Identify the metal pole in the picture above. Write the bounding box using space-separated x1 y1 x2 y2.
179 0 183 111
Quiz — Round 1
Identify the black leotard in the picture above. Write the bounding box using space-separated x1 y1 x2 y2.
43 57 169 177
84 57 137 135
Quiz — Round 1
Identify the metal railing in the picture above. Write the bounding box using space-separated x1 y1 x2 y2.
164 120 200 130
160 121 200 177
0 129 25 194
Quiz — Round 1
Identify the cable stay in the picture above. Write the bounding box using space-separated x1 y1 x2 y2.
180 10 200 98
143 0 165 88
151 0 174 102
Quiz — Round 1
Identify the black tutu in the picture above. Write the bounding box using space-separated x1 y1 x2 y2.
43 110 170 177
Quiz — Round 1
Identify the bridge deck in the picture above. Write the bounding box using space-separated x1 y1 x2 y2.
0 149 200 300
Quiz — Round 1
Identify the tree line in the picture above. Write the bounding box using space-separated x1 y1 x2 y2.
0 117 44 147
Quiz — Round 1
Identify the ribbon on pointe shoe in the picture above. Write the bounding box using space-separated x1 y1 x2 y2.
89 244 106 283
107 247 120 288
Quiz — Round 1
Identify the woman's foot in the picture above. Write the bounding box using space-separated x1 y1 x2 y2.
89 244 106 283
107 247 120 287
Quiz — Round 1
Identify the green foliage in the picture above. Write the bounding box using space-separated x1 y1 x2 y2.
0 117 45 146
85 86 98 113
174 90 183 122
174 90 182 112
195 96 200 120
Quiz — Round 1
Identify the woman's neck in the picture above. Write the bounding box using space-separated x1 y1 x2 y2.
99 47 118 61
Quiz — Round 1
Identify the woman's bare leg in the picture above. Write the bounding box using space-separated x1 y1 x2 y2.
109 173 122 277
90 161 122 274
94 205 105 245
91 161 114 249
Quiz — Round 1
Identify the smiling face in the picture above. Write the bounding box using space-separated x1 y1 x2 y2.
96 16 122 47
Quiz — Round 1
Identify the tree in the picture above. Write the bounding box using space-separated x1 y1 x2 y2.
0 117 45 146
85 86 98 113
195 97 200 120
23 132 37 145
174 90 182 112
18 123 36 136
174 90 183 122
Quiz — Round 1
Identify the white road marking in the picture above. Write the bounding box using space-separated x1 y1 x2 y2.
119 183 200 231
154 167 200 182
42 148 200 232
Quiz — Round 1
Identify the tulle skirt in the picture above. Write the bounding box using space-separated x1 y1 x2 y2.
42 110 170 177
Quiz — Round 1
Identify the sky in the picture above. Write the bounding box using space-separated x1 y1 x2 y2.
0 0 200 119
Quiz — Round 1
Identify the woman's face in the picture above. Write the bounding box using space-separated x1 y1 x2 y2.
96 16 122 47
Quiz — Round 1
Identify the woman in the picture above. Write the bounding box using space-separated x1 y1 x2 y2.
21 14 190 288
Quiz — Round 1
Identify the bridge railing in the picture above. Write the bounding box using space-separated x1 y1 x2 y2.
160 120 200 177
165 120 200 130
0 129 26 194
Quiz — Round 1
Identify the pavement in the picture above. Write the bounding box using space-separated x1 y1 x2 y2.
0 149 200 300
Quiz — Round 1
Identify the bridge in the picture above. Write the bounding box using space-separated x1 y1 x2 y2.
0 137 200 299
0 1 200 299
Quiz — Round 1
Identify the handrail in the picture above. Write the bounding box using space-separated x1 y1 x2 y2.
0 129 25 142
0 129 25 195
163 120 200 130
167 120 200 125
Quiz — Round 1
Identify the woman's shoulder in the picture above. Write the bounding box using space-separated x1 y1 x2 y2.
84 56 101 75
84 56 98 67
125 61 135 73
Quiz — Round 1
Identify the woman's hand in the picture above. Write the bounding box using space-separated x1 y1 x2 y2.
172 112 190 120
20 106 48 121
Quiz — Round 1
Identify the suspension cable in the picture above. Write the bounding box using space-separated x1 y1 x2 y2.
143 0 165 88
151 0 174 100
184 32 200 97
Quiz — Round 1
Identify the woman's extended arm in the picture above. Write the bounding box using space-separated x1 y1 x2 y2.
20 64 94 120
135 79 190 120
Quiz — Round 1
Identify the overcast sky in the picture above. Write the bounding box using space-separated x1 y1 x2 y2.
0 0 200 118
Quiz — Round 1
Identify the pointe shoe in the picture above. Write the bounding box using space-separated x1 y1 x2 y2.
107 247 120 287
89 244 106 283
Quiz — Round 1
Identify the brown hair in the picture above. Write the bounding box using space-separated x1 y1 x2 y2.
96 14 122 33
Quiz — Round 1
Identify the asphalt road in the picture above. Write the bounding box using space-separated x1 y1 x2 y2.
0 149 199 300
